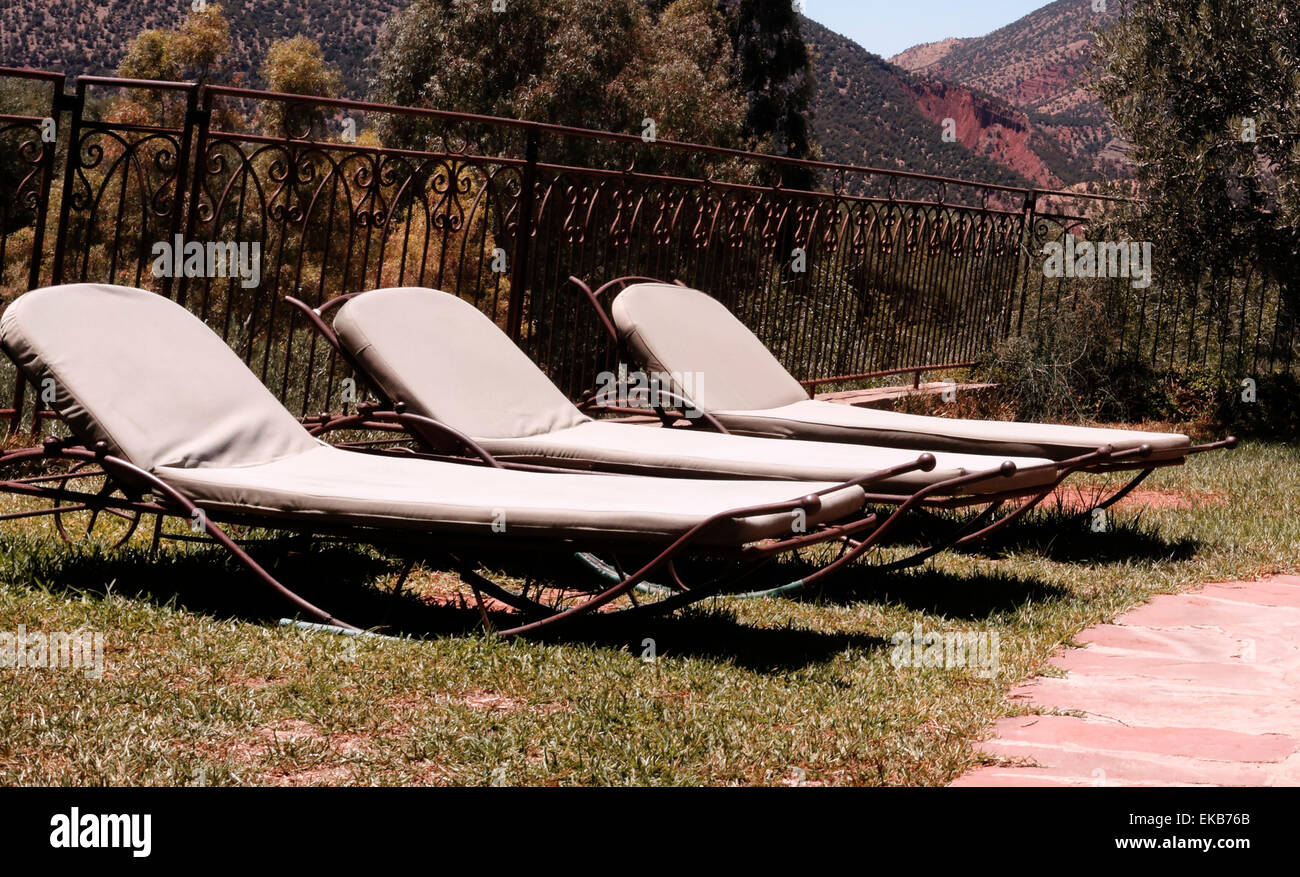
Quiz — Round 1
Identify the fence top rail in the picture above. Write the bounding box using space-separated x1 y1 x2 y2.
0 67 1140 209
0 69 1138 209
0 112 52 125
200 83 1136 206
0 67 65 84
77 119 189 137
204 126 533 167
73 74 196 93
195 125 1030 211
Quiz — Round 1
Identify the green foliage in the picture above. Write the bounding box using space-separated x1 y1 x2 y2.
3 0 401 95
116 3 232 84
627 0 747 151
261 36 343 98
259 36 344 137
990 285 1161 424
370 0 747 172
1144 368 1300 440
1095 0 1300 317
990 283 1299 438
717 0 817 184
112 4 234 127
1218 373 1300 439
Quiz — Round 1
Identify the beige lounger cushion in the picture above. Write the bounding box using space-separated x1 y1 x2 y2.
613 283 1191 462
612 282 808 411
158 445 867 545
710 401 1191 461
0 283 319 470
479 421 1057 495
0 283 866 544
334 287 590 439
333 287 1056 494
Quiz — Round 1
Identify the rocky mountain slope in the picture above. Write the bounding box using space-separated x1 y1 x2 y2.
888 0 1127 182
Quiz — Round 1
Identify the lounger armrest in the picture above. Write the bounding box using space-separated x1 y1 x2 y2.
619 386 731 433
283 296 344 355
891 459 1020 509
567 275 673 345
1187 436 1238 454
310 406 505 469
1037 441 1178 479
285 295 394 414
808 453 938 498
387 407 504 469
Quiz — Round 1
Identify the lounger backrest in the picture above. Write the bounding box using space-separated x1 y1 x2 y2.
333 288 590 439
611 283 810 412
0 283 320 470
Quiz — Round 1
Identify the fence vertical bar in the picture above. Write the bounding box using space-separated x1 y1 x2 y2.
505 127 540 340
160 85 200 300
25 73 67 291
49 79 86 284
177 86 213 308
1011 188 1036 337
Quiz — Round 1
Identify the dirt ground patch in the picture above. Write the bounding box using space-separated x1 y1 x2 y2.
1045 486 1228 513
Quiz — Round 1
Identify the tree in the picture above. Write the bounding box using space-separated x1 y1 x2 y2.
369 0 746 173
116 3 232 85
623 0 748 155
259 36 344 137
114 4 233 126
262 36 343 99
717 0 817 170
1095 0 1300 330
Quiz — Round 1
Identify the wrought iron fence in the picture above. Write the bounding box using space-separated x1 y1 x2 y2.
1 68 1295 435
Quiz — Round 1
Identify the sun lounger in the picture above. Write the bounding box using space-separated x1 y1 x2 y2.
284 288 1148 579
576 278 1236 508
0 283 945 635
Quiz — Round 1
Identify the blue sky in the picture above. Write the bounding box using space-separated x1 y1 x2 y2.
801 0 1048 59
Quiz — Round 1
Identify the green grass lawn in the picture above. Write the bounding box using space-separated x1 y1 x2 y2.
1 440 1297 785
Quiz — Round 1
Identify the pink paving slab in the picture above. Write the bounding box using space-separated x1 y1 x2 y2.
955 577 1300 787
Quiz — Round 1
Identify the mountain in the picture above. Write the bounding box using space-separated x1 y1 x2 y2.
888 0 1127 181
802 16 1060 191
890 0 1115 115
0 0 402 94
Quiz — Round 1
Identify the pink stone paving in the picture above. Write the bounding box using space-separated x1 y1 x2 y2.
952 575 1300 787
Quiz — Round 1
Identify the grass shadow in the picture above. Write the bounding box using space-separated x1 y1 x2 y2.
0 505 1165 669
545 606 892 672
963 507 1202 563
797 566 1072 619
0 532 911 673
0 533 487 637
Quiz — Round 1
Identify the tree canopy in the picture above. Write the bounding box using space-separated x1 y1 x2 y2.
719 0 817 164
260 35 344 136
116 3 232 85
373 0 744 167
113 6 342 132
1095 0 1300 314
370 0 816 178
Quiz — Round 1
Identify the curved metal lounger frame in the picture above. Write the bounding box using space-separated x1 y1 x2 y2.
284 294 1153 595
0 438 358 630
305 404 1172 587
0 434 1002 637
567 274 1239 514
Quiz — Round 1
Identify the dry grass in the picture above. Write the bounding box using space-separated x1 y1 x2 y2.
1 439 1296 785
